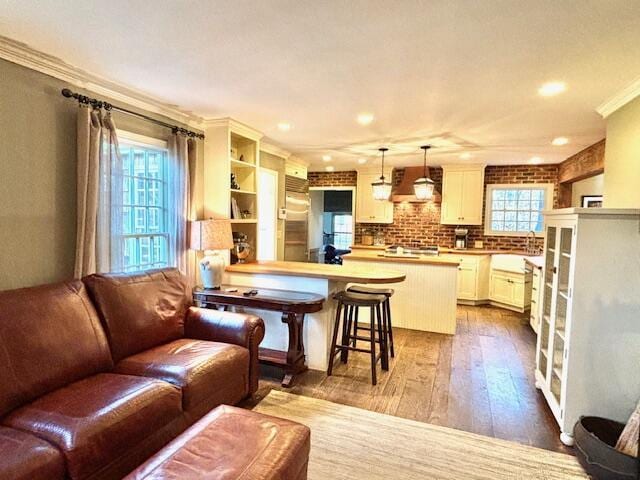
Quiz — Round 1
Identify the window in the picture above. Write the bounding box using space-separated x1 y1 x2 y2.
484 184 554 236
332 214 353 250
117 132 171 272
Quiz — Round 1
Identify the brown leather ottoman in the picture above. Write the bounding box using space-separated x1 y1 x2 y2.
124 405 310 480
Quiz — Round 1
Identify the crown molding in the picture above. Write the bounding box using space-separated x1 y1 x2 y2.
203 117 263 141
597 76 640 118
0 35 204 128
260 141 291 160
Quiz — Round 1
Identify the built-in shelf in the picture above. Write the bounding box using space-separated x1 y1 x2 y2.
230 158 256 168
231 188 257 195
230 219 257 224
561 252 571 259
558 290 569 300
540 349 548 358
552 367 563 379
555 329 565 341
543 314 551 324
548 248 556 253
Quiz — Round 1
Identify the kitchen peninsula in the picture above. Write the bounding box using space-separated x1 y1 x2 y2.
342 249 459 335
223 261 407 371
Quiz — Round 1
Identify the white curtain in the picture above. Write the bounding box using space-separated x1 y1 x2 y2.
168 133 197 275
74 106 122 277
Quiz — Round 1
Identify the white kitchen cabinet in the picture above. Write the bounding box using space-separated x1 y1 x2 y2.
285 161 307 179
529 266 542 333
356 170 394 224
535 208 640 447
489 269 531 311
440 165 486 225
440 253 490 303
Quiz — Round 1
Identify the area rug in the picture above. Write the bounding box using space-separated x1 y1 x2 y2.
253 390 588 480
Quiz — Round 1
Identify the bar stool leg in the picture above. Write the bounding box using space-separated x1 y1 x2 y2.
351 306 359 347
377 303 389 371
340 305 352 363
385 299 395 358
327 301 343 376
369 306 377 385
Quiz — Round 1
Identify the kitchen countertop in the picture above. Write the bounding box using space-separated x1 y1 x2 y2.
350 244 530 256
225 261 406 284
524 256 544 269
344 250 460 266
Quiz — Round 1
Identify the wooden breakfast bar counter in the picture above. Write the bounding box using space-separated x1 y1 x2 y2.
223 261 406 372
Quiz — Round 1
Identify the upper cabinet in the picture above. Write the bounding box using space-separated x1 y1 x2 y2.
285 156 308 179
356 169 394 224
440 164 486 225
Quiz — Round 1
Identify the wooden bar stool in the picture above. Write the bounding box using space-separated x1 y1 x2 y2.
327 291 388 385
347 285 395 358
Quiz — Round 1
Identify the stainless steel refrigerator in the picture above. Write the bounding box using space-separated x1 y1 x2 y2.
284 175 310 262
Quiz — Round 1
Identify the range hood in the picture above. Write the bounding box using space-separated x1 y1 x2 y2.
391 166 441 203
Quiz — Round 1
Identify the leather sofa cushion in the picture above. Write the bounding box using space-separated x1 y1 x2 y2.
0 426 65 480
123 405 311 480
3 373 183 480
115 339 250 416
84 268 191 362
0 281 113 417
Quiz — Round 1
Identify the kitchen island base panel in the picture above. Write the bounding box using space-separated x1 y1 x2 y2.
343 258 458 335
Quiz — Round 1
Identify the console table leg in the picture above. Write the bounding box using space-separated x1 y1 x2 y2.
280 312 308 387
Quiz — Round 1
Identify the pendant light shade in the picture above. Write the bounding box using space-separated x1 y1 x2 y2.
372 147 392 200
414 145 435 200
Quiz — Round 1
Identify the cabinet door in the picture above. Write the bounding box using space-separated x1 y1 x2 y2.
457 265 478 299
356 173 393 223
460 170 484 224
490 272 513 304
441 171 464 224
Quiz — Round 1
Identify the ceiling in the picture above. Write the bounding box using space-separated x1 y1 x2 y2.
2 1 640 171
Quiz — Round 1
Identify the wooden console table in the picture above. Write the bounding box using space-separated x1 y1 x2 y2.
193 286 325 387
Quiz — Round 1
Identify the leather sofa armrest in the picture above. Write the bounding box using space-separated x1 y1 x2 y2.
185 307 265 395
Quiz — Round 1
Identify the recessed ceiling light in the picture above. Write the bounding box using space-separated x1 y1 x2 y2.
538 81 567 97
357 158 367 164
325 166 335 172
551 136 569 146
459 152 473 160
529 156 544 164
357 113 374 125
322 155 332 162
277 122 291 131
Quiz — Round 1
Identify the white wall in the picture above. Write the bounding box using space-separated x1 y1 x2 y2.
603 95 640 208
571 173 604 207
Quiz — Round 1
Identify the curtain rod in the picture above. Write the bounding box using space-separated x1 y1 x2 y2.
61 88 205 140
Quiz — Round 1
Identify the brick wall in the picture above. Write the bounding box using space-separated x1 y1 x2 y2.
308 165 559 250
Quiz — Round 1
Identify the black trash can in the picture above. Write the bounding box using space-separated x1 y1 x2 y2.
574 416 639 480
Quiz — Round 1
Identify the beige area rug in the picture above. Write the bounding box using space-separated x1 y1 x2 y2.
253 391 588 480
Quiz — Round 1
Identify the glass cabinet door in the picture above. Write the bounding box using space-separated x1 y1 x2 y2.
549 227 573 403
537 226 556 381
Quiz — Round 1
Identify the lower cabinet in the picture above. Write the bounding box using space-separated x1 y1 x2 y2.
440 254 491 303
489 269 532 312
529 267 542 333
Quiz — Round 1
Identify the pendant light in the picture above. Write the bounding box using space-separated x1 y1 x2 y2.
371 147 392 200
413 145 435 200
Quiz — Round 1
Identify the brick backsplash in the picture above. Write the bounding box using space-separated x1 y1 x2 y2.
308 165 559 250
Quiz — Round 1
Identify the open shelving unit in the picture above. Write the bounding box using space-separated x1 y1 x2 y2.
203 119 263 264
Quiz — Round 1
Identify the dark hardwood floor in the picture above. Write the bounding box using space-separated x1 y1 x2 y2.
242 305 571 455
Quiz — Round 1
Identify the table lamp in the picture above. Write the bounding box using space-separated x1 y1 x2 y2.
190 218 234 289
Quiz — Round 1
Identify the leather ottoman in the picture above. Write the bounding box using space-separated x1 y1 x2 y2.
124 405 310 480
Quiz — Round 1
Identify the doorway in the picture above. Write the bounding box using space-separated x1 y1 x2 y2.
257 168 278 260
308 187 355 263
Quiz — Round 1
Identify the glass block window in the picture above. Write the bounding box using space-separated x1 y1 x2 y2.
117 135 171 272
485 184 553 236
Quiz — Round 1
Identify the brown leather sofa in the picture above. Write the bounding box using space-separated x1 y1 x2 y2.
0 268 265 480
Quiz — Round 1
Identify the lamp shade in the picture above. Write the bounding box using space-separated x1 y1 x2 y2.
190 219 234 251
413 177 435 200
371 177 393 200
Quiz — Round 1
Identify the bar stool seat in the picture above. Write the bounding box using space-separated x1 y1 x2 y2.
347 285 394 297
347 285 396 359
327 291 388 385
